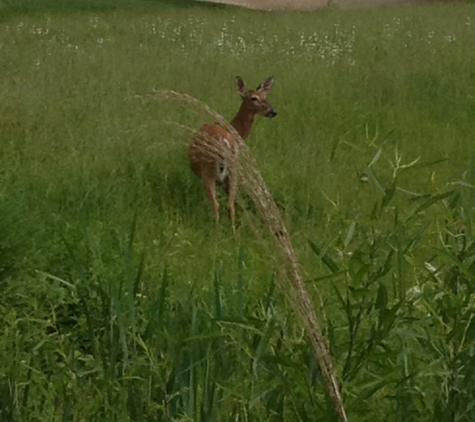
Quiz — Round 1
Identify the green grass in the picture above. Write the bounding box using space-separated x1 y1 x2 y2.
1 1 475 421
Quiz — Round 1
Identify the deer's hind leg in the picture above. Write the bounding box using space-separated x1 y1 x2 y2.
225 171 237 231
202 169 220 223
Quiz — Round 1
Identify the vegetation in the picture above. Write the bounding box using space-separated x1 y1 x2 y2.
1 1 474 420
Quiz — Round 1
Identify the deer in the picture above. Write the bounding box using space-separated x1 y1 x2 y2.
188 76 277 230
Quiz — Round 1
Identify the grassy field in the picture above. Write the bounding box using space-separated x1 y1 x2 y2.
1 1 475 420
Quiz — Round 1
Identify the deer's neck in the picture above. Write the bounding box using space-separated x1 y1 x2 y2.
230 103 255 141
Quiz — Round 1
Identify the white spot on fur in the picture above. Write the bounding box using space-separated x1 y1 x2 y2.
217 162 228 183
216 135 231 183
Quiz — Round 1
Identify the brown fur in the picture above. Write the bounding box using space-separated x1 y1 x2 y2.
188 76 277 229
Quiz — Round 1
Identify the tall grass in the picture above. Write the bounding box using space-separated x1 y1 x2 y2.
1 2 474 421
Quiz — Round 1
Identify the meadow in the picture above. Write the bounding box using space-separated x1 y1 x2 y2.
1 0 475 420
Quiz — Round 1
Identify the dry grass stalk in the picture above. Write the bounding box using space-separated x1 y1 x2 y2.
149 88 349 422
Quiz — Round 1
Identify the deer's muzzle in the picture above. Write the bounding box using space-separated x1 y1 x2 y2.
266 109 277 118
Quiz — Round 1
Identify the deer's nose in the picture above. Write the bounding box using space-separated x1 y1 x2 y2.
266 109 277 118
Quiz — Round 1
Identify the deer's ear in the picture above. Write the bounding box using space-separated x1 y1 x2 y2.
236 76 246 96
257 76 274 93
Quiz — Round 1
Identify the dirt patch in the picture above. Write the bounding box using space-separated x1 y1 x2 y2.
197 0 451 11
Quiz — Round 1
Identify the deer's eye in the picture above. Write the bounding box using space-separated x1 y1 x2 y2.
251 97 259 102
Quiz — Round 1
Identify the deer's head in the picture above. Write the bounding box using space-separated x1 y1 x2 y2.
236 76 277 118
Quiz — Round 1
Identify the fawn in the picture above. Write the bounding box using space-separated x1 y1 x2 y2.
188 76 277 229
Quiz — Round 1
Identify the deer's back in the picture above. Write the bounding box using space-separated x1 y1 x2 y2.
188 124 237 179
